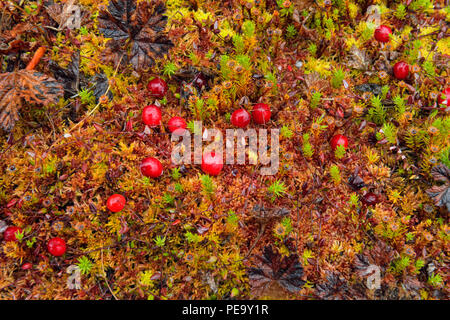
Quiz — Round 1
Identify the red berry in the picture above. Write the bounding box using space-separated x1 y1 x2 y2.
437 87 450 107
393 61 409 80
231 109 251 128
330 134 348 151
252 103 271 124
47 237 66 257
201 151 223 176
168 116 187 133
142 105 162 127
106 194 126 213
374 25 392 43
22 263 32 270
3 226 22 242
362 192 379 206
147 78 168 99
140 157 163 178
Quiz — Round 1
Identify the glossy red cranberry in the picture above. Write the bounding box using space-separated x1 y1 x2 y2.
168 116 187 134
201 151 223 176
330 134 348 151
21 263 32 270
47 237 66 257
231 109 251 128
140 157 163 178
252 103 271 124
437 87 450 107
142 105 162 127
3 226 22 242
362 192 379 206
106 194 126 212
374 25 392 43
147 78 168 99
393 61 409 80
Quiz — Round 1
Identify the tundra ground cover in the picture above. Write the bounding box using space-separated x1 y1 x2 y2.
0 0 448 300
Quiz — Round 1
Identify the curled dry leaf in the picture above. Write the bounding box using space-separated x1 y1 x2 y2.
0 70 63 131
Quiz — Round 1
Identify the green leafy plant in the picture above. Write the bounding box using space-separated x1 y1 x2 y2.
154 235 166 247
280 125 293 139
163 61 178 78
302 133 314 158
200 174 215 197
428 272 443 287
393 95 406 115
367 95 386 125
394 4 407 19
310 91 322 109
382 123 397 144
162 193 175 205
331 68 345 89
268 179 287 201
171 168 181 180
329 164 342 185
286 24 297 38
77 256 93 275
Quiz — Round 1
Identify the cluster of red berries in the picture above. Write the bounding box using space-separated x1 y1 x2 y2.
230 103 271 128
141 78 182 178
143 78 188 132
104 79 172 217
1 78 177 259
3 226 66 258
146 80 274 177
374 25 448 107
374 25 410 80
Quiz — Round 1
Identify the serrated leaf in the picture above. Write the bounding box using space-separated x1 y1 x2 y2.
0 70 63 131
427 164 450 212
98 0 173 71
248 245 304 297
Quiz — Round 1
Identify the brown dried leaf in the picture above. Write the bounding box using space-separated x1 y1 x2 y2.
98 0 173 71
427 164 450 212
46 0 76 29
347 45 371 71
0 23 34 54
0 70 63 131
430 164 450 183
248 245 304 297
301 72 329 94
